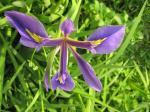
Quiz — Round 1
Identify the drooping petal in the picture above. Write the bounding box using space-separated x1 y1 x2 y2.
51 73 60 90
59 41 68 74
60 19 74 36
87 26 125 54
59 73 74 91
51 72 74 91
44 72 50 92
20 37 62 50
51 41 75 91
70 46 102 91
5 11 48 40
20 37 41 50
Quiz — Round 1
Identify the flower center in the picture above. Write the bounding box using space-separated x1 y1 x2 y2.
63 35 68 42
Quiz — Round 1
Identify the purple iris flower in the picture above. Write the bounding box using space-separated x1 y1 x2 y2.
5 11 125 92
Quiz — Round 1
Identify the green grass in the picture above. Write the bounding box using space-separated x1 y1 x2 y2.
0 0 150 112
0 44 6 109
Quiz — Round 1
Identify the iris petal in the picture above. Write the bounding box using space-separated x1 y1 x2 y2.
70 47 102 91
19 37 41 50
5 11 48 40
42 39 62 46
67 39 93 50
87 25 125 54
51 73 60 90
60 19 74 36
51 72 74 91
20 37 62 50
60 42 68 74
51 41 75 91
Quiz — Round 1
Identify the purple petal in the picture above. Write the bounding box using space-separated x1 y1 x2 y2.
87 26 125 54
70 47 102 91
51 73 60 90
67 39 93 50
44 72 50 92
51 41 74 91
51 72 74 91
60 19 74 36
20 37 62 50
20 37 41 50
5 11 48 40
42 38 62 46
60 41 68 74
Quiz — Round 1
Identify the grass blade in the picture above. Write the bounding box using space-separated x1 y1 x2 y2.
0 46 6 109
25 89 41 112
3 62 26 93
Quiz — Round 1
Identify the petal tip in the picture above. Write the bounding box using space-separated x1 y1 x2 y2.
60 19 74 36
89 78 103 92
95 82 103 92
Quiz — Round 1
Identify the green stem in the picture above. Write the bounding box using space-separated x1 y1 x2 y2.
84 88 95 112
0 46 6 109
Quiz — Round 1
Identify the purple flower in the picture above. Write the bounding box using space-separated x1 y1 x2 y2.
5 11 125 92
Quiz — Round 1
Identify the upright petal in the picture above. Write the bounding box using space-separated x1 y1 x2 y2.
5 11 48 40
60 19 74 36
87 26 125 54
70 46 102 91
51 72 74 91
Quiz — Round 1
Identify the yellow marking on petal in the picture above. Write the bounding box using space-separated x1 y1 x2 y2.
91 38 106 46
26 29 43 43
